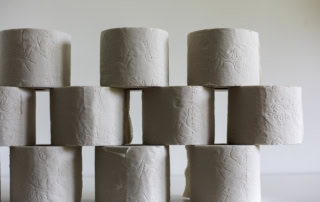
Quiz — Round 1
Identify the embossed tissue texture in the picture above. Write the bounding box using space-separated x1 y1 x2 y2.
188 28 260 88
50 87 132 146
10 146 82 202
142 86 215 145
228 86 304 145
0 28 71 88
100 27 169 88
0 87 35 146
188 145 261 202
96 146 170 202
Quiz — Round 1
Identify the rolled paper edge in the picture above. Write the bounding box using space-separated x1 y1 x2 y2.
183 146 191 198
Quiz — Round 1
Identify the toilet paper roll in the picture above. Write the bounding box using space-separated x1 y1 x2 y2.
10 146 82 202
0 87 35 146
188 145 261 202
100 27 169 88
0 28 71 88
183 146 191 198
142 86 215 145
188 28 260 88
96 146 170 202
50 86 132 146
228 86 304 145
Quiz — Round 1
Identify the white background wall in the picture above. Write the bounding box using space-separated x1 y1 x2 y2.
1 0 320 177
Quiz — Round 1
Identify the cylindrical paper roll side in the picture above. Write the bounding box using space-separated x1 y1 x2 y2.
0 87 36 146
188 28 260 88
227 86 304 145
188 145 261 202
10 146 82 202
51 86 130 146
100 27 169 88
0 28 71 88
142 86 215 145
96 146 170 202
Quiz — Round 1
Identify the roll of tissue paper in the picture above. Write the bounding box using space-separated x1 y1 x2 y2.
228 86 304 145
142 86 215 145
0 28 71 88
188 28 260 88
100 27 169 88
96 146 170 202
50 86 132 146
0 87 35 146
10 146 82 202
188 145 261 202
183 146 191 198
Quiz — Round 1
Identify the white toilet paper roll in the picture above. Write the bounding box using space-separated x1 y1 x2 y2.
228 86 304 145
0 28 71 88
10 146 82 202
100 27 169 88
188 28 260 88
188 145 261 202
142 86 215 145
50 86 132 146
0 87 35 146
183 146 191 198
96 146 170 202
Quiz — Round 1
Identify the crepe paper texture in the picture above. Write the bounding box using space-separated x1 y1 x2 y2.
228 86 304 145
100 27 169 88
0 28 71 88
142 86 215 145
10 146 82 202
50 86 132 146
188 28 260 88
96 145 170 202
187 145 261 202
0 87 36 146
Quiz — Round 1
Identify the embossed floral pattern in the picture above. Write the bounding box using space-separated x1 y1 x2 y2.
100 28 168 87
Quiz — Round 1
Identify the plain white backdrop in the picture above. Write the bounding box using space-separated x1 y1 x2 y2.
1 0 319 180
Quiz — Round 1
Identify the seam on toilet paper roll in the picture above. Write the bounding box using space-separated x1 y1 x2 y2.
51 87 129 146
96 146 170 202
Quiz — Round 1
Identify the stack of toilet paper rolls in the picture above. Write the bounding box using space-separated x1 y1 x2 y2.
0 27 304 202
0 28 83 202
183 28 303 202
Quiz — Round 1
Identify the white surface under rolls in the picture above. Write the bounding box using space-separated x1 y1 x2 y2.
228 86 304 145
96 146 170 202
188 145 261 202
0 28 71 88
142 86 215 145
0 87 35 146
50 86 132 146
100 27 169 88
188 28 260 88
10 146 82 202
